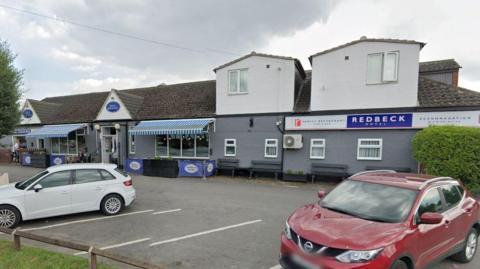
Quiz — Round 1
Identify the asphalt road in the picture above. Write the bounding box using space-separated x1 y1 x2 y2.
0 164 478 269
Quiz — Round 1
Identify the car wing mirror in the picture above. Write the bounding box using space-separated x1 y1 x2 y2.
419 212 443 225
317 190 327 200
33 184 43 193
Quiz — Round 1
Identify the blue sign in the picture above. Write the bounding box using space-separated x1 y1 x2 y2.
347 113 413 128
50 155 66 166
179 160 216 177
14 128 31 135
21 154 31 166
23 109 33 118
125 159 144 174
106 101 120 112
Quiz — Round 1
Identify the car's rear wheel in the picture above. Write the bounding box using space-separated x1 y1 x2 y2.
0 205 21 229
390 260 409 269
101 194 124 216
451 228 478 263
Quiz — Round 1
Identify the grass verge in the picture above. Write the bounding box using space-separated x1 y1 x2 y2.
0 240 117 269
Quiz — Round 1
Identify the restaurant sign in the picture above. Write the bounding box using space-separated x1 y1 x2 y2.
22 109 33 118
106 101 121 112
286 111 480 130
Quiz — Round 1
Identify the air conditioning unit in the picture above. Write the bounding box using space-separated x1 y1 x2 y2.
283 134 303 149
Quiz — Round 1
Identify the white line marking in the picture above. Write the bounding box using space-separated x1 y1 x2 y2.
152 208 182 215
269 265 282 269
150 219 263 246
21 209 155 231
74 237 151 255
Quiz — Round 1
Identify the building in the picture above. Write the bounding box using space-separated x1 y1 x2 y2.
5 37 480 177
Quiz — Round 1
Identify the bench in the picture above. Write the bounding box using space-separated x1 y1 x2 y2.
250 160 282 180
311 163 349 182
365 165 412 173
216 158 240 177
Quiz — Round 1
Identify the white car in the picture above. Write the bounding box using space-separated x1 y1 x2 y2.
0 163 136 229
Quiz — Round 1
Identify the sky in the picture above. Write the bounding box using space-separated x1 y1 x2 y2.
0 0 479 101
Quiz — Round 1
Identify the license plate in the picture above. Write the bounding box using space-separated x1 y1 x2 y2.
291 255 321 269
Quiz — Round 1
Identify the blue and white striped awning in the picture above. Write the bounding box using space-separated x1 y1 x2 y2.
25 124 86 138
129 118 215 135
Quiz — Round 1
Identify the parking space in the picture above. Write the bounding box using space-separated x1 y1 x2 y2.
0 164 479 269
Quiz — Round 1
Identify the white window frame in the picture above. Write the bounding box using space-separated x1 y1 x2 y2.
50 135 78 156
154 134 210 159
224 139 236 157
357 138 383 161
228 69 248 95
310 139 326 159
264 139 278 158
366 51 399 84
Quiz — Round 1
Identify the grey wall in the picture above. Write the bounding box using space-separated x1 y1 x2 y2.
0 135 12 149
211 115 284 168
283 129 419 174
129 133 156 159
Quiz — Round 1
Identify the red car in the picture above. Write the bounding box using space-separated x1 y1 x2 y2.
280 170 480 269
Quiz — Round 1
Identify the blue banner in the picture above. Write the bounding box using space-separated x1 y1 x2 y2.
347 113 413 128
179 160 216 177
125 159 144 174
21 154 31 166
50 155 66 166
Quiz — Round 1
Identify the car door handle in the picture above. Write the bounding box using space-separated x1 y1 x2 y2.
61 190 70 195
444 220 451 226
465 207 473 213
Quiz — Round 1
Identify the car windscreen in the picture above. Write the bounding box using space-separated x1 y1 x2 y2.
15 170 49 190
320 180 418 223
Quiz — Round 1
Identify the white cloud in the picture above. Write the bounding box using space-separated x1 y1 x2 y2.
22 21 52 39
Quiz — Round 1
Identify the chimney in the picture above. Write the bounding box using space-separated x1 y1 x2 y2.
452 70 459 87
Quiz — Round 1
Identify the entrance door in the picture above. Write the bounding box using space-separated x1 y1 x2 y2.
101 135 117 163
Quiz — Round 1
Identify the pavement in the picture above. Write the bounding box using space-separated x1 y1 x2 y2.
0 163 478 269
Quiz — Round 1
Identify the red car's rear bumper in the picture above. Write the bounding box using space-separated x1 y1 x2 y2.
280 234 392 269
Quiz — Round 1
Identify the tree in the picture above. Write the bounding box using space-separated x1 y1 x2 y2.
412 125 480 194
0 39 22 138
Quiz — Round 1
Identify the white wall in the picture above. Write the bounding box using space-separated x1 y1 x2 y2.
20 100 41 125
310 41 421 111
216 56 296 115
96 90 132 120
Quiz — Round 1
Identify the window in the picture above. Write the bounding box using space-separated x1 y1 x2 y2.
99 170 116 180
357 139 382 160
310 139 326 159
38 139 45 149
224 139 236 157
155 134 210 158
417 188 443 216
38 171 71 189
50 131 79 155
441 184 463 210
228 69 248 94
129 134 135 154
265 139 278 158
366 51 399 84
75 169 103 184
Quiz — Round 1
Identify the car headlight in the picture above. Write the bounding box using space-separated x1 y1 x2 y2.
284 221 292 240
336 248 383 263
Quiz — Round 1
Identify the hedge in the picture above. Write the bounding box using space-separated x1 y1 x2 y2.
412 125 480 193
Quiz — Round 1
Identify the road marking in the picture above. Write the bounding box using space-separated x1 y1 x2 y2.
152 208 182 215
21 209 155 231
73 237 151 255
150 219 263 246
269 265 282 269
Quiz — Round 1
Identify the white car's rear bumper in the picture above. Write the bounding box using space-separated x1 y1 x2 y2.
124 188 136 207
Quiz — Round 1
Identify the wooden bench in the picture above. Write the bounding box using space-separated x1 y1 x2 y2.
250 160 282 180
311 163 349 182
216 158 240 177
365 165 412 173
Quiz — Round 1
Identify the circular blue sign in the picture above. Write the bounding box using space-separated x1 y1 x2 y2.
106 101 120 112
23 109 33 118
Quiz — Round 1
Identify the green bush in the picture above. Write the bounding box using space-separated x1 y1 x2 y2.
412 126 480 193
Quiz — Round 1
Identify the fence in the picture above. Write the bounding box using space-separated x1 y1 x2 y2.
0 227 164 269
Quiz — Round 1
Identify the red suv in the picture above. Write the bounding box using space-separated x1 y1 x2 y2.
280 171 480 269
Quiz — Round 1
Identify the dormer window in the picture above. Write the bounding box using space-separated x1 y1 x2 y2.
228 69 248 94
366 51 399 84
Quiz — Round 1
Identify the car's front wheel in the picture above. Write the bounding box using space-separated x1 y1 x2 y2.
101 194 124 216
0 205 21 229
452 228 478 263
390 260 409 269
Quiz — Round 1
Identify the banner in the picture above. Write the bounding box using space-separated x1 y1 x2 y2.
179 160 216 177
125 159 144 174
50 155 66 166
21 153 31 166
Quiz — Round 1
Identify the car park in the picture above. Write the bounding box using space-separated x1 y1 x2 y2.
280 170 480 269
0 163 135 228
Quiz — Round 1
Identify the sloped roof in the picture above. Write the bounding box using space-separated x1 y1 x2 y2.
419 59 461 73
309 37 426 61
28 99 61 122
293 70 311 112
114 90 144 118
213 51 304 74
418 77 480 107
